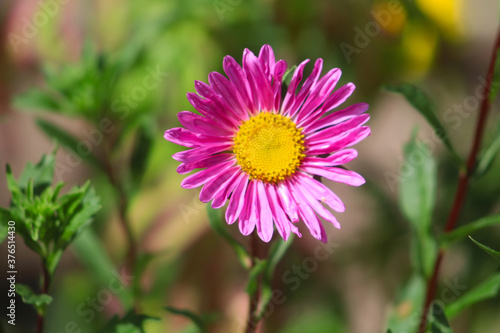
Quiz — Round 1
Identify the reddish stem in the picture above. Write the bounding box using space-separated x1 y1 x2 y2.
36 263 51 333
246 234 262 333
417 28 500 332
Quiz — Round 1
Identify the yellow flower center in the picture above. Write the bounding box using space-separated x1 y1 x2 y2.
234 112 305 183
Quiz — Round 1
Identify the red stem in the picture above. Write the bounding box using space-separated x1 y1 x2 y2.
417 28 500 332
246 234 262 333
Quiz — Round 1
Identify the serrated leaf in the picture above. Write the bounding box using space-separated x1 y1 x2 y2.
429 302 452 333
164 307 207 333
475 119 500 178
399 130 438 277
446 273 500 318
441 214 500 246
100 310 159 333
36 118 102 169
386 275 426 333
206 205 250 269
469 236 500 262
384 83 461 164
16 284 53 316
245 259 268 297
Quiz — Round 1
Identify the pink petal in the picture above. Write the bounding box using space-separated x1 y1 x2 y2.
281 59 309 116
306 114 370 142
306 126 371 155
164 127 223 148
212 170 245 209
277 182 299 222
273 60 287 112
256 181 274 242
258 44 276 80
303 149 358 167
208 72 247 119
265 184 292 241
302 165 366 186
177 154 235 174
288 58 324 118
178 111 234 137
304 103 369 133
172 143 232 163
223 55 254 112
181 160 235 189
243 49 273 112
238 180 257 235
187 92 239 127
226 175 249 224
199 166 239 202
296 172 345 213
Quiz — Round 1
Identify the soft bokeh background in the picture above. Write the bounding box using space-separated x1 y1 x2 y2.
1 0 499 332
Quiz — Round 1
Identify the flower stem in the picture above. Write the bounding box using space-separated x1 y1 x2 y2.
417 27 500 333
36 263 51 333
246 233 262 333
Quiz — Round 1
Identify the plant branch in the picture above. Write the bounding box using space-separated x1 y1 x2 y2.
417 27 500 333
36 263 51 333
246 233 262 333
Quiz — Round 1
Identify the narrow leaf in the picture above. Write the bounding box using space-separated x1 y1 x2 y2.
130 118 155 187
475 119 500 178
0 209 12 243
441 214 500 246
206 205 250 269
429 302 452 333
245 259 268 296
446 273 500 318
469 236 500 262
384 83 461 163
36 118 102 169
164 307 207 333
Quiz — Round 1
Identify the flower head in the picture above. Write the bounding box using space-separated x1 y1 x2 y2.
165 45 370 243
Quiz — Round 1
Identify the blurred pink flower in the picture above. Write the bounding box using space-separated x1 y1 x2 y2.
165 45 370 243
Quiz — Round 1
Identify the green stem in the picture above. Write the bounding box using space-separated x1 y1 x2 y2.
246 233 262 333
36 263 51 333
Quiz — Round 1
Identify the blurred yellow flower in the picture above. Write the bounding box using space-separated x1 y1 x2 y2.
417 0 464 40
402 21 439 79
372 0 407 36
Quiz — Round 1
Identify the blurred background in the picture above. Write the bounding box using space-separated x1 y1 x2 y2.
0 0 499 332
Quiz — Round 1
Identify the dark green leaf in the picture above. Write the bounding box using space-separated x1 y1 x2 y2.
246 259 268 296
429 302 452 333
16 284 53 316
281 65 297 98
206 205 250 269
100 310 159 333
446 273 500 318
15 151 56 196
399 130 438 277
36 118 102 169
0 208 11 243
384 83 461 164
489 47 500 102
386 275 426 333
441 214 500 246
130 117 155 187
164 307 207 333
475 119 500 178
469 236 500 262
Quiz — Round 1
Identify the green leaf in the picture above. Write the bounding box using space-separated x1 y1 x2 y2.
13 88 60 112
469 236 500 262
71 230 134 307
399 130 438 277
164 307 207 333
429 302 453 333
475 119 500 178
16 283 53 316
17 151 56 196
281 65 297 98
441 214 500 246
446 273 500 318
384 83 461 164
489 47 500 102
206 205 251 269
100 310 159 333
0 208 12 243
257 236 294 320
36 118 102 169
245 259 268 296
130 117 155 187
386 275 426 333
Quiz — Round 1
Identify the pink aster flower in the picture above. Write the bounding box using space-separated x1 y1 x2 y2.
164 45 370 243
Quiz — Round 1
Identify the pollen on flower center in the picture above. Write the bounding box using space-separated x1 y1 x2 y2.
233 112 305 183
